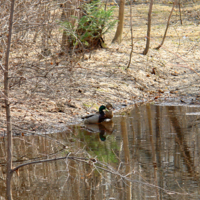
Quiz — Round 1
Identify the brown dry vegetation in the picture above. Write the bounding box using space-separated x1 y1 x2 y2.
0 1 200 134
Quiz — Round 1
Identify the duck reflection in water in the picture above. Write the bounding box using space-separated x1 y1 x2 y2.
84 121 114 141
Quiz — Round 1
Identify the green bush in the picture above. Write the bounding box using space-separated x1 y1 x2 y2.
61 1 117 50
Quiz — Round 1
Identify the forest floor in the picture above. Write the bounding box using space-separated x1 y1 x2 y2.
0 3 200 134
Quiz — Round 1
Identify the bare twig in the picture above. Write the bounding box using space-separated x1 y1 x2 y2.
11 154 89 173
155 0 177 50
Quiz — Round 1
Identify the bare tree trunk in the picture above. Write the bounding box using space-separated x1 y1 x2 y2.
143 0 154 55
4 0 15 199
155 0 176 50
112 0 125 44
127 0 133 69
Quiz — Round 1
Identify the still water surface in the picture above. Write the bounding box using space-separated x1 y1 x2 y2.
1 103 200 199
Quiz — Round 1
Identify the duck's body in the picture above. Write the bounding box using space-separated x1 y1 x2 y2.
82 104 114 124
83 111 105 124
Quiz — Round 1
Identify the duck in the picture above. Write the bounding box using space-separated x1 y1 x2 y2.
82 103 114 124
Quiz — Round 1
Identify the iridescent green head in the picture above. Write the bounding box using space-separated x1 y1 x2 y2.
99 105 106 113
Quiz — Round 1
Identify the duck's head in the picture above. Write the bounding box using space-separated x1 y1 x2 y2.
99 105 106 113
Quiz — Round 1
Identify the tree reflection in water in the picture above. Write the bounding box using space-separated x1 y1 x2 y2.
1 104 200 199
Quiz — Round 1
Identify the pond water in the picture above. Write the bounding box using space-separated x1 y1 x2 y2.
1 103 200 199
